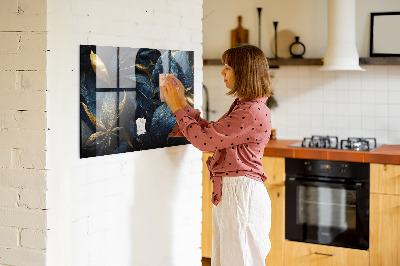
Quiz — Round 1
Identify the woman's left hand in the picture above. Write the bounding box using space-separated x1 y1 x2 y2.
161 75 185 113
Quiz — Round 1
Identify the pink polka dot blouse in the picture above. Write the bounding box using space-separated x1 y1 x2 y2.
169 97 272 206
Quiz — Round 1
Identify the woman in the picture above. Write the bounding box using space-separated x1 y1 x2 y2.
162 44 273 266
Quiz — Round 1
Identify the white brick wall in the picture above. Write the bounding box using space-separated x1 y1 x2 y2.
0 0 48 265
46 1 203 266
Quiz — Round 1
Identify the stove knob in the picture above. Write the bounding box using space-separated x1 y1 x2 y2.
340 164 347 174
305 162 312 171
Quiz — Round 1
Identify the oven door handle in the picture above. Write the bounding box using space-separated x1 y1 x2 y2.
287 177 364 189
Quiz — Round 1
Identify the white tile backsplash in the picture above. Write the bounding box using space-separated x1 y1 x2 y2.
389 104 400 117
374 77 388 91
204 65 400 144
375 104 389 117
389 117 400 131
388 91 400 104
374 90 388 104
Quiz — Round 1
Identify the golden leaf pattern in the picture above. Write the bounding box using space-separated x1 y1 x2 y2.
81 102 107 130
90 50 112 87
85 131 107 146
123 129 134 148
117 90 126 121
135 63 152 81
82 91 127 148
185 91 194 107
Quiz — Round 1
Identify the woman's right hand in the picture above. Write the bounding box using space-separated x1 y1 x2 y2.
167 75 187 108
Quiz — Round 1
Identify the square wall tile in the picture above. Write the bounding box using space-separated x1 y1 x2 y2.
388 65 400 76
388 91 400 104
362 90 375 104
389 117 400 131
374 117 389 130
362 116 375 130
374 130 389 144
336 90 349 103
323 87 336 103
361 75 374 91
389 104 400 117
362 128 375 138
348 103 362 116
374 65 388 77
286 77 299 89
348 116 362 129
298 67 311 78
336 115 349 129
323 103 336 115
388 75 400 91
298 77 311 89
349 128 362 137
348 90 362 103
374 90 388 104
375 104 388 117
311 87 323 101
323 115 336 129
388 131 400 144
285 66 298 77
374 78 388 91
336 103 349 116
310 66 324 77
361 104 375 117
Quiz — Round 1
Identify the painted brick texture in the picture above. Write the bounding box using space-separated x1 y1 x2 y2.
46 0 203 265
0 0 47 264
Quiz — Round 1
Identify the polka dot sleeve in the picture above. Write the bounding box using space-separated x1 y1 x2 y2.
173 106 256 152
169 104 211 138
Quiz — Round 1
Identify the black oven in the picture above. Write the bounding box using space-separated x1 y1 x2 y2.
285 158 369 250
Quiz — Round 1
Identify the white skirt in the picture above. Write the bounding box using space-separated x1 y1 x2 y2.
212 176 271 266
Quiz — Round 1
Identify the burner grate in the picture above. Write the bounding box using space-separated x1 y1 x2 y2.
296 136 378 151
340 137 377 151
301 135 339 149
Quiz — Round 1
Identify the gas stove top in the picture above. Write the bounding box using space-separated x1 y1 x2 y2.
289 135 382 151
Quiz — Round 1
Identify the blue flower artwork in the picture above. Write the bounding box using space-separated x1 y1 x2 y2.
80 45 194 158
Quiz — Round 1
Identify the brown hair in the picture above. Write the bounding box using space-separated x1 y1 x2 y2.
221 44 273 99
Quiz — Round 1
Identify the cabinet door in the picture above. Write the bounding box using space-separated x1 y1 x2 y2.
284 241 369 266
370 193 400 266
370 163 400 195
202 152 213 258
262 156 285 185
264 185 284 266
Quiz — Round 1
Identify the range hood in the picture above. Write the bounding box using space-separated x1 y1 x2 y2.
320 0 365 71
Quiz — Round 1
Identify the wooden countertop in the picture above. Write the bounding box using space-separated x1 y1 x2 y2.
263 139 400 165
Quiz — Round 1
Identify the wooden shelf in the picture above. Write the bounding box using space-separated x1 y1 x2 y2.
203 58 323 67
203 57 400 67
359 57 400 65
268 58 322 67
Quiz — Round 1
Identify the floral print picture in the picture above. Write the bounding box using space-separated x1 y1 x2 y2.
80 45 194 158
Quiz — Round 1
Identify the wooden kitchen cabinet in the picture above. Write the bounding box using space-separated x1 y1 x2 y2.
370 163 400 266
264 184 285 266
370 163 400 195
262 156 285 266
201 154 286 265
261 156 285 186
370 193 400 266
202 152 213 258
284 241 369 266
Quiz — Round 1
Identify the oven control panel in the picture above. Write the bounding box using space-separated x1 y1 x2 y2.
286 158 369 180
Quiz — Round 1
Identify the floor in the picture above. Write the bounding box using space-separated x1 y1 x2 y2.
202 257 211 266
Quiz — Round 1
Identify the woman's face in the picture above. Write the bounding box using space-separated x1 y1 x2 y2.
220 64 235 89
